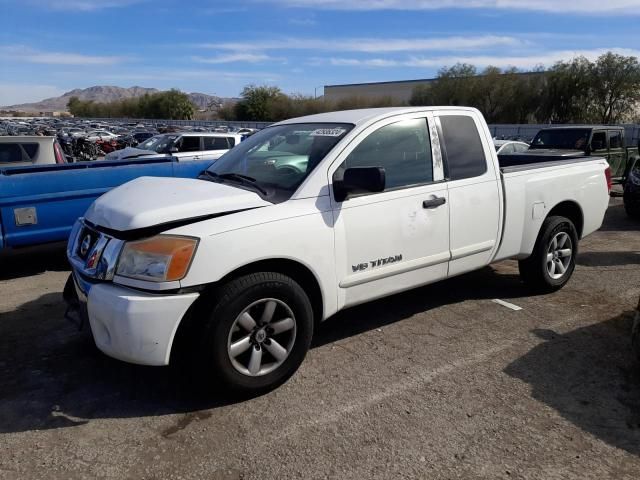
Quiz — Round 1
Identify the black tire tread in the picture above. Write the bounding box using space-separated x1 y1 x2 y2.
518 215 578 293
196 272 313 394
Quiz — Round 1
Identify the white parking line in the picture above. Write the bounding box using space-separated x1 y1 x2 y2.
492 299 523 311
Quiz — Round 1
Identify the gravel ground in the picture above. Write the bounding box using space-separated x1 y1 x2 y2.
0 197 639 480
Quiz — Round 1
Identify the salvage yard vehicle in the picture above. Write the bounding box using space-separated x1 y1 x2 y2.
65 107 611 394
623 158 640 219
493 139 529 155
104 132 243 162
0 136 67 166
504 125 637 182
0 156 214 252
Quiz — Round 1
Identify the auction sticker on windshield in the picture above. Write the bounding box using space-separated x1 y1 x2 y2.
310 128 347 137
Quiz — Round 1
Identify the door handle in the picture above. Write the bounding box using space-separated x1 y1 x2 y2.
422 196 446 209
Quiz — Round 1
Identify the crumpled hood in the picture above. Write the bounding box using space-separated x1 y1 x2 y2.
105 147 159 160
85 176 271 231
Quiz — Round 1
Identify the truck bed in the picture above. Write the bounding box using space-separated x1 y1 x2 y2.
498 156 603 174
494 156 610 264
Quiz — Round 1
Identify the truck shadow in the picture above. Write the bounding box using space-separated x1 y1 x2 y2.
504 312 640 456
313 265 535 348
0 265 533 434
0 243 69 281
576 251 640 267
598 202 640 232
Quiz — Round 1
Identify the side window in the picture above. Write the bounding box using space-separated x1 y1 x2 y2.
21 143 39 160
439 115 487 180
591 131 607 152
179 136 201 152
227 137 236 148
204 137 232 150
0 144 27 163
341 118 433 190
609 131 622 149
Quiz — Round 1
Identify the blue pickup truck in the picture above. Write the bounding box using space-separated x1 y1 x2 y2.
0 156 212 251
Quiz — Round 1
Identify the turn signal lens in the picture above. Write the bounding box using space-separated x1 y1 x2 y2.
116 235 198 282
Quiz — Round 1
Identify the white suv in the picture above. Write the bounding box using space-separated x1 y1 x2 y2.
104 132 243 162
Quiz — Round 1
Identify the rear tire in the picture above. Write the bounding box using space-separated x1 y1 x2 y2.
518 216 578 293
196 272 313 394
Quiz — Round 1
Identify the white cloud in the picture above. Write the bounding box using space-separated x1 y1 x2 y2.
199 35 523 53
316 48 640 70
28 0 145 11
288 17 317 25
0 45 127 65
191 53 277 64
0 84 67 106
263 0 640 14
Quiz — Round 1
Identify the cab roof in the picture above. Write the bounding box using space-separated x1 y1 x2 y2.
273 106 480 127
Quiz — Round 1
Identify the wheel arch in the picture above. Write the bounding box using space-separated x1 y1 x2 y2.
215 258 324 325
546 200 584 238
170 258 325 365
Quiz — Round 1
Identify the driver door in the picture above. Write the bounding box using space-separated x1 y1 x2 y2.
330 114 450 308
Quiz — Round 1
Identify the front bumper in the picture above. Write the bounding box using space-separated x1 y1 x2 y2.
69 273 199 366
65 219 200 366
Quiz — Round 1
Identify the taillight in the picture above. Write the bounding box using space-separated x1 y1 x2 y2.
604 166 612 193
54 141 65 164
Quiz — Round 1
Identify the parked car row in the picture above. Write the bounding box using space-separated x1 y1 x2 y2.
1 118 258 163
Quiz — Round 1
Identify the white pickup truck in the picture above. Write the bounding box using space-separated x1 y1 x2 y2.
65 107 611 393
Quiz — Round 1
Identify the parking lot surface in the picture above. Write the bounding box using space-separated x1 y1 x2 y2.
0 198 639 480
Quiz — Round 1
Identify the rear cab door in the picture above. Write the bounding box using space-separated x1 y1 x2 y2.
434 110 503 277
201 135 234 161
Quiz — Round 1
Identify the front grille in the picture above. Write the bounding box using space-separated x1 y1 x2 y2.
76 226 100 260
68 219 124 281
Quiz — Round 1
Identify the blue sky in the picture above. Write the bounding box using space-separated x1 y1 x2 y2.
2 0 640 105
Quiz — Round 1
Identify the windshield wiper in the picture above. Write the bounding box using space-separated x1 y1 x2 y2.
201 171 268 196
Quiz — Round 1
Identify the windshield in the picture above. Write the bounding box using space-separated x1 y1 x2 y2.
205 123 353 202
530 129 590 150
138 134 178 153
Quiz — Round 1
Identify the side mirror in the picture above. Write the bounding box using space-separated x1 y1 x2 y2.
333 166 386 202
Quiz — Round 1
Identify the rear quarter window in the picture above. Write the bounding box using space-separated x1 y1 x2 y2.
0 143 38 163
609 131 622 149
439 115 487 180
204 137 232 150
21 143 39 160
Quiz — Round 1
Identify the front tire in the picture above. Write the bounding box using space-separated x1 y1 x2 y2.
519 216 578 292
197 272 313 394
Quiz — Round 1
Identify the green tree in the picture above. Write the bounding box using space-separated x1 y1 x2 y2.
539 57 592 123
235 85 284 121
589 52 640 124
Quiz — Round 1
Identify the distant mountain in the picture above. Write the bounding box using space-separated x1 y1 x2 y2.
1 85 231 112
